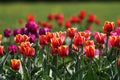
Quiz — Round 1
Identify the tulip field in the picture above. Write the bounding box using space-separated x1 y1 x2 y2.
0 2 120 80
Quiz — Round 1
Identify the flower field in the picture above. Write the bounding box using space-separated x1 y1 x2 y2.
0 2 120 80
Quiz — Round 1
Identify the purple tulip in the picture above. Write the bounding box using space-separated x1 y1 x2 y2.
21 27 28 35
13 28 21 36
28 34 36 43
39 27 51 35
4 28 12 37
25 21 38 33
8 44 17 55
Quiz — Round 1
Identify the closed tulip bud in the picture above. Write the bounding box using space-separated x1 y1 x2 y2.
55 13 64 21
0 46 4 56
11 59 21 71
95 19 101 25
85 45 95 58
65 20 71 29
58 45 69 57
118 58 120 67
78 10 86 19
4 28 12 38
87 14 96 23
116 19 120 27
109 36 117 47
67 28 77 38
48 13 54 20
103 21 114 34
69 16 77 23
27 14 34 21
8 44 17 55
57 20 63 27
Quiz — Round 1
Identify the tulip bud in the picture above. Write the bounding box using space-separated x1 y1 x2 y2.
8 44 17 55
58 45 69 57
11 59 21 71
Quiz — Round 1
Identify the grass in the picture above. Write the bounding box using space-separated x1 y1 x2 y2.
0 2 120 33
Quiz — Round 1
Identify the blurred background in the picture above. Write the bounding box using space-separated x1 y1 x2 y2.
0 1 120 33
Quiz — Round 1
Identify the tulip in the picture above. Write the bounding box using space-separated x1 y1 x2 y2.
24 47 35 57
51 44 57 54
57 20 63 27
11 59 20 71
25 21 38 33
69 16 78 23
109 36 117 47
115 27 120 35
103 21 114 34
94 32 106 44
48 13 54 20
28 34 36 43
39 27 51 35
51 38 63 48
73 33 85 47
116 19 120 27
0 34 2 41
8 44 17 55
18 19 23 25
39 35 48 46
72 44 78 52
118 58 120 67
55 13 64 21
85 45 95 58
65 20 71 29
13 28 22 36
4 28 12 38
78 30 91 40
21 28 28 35
87 14 96 23
85 40 94 46
58 45 69 57
78 10 86 19
95 19 101 25
46 32 53 42
14 34 30 44
67 28 77 38
0 46 4 56
40 22 52 28
27 14 34 21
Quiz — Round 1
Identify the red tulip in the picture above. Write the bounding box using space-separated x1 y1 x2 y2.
109 36 117 47
73 33 85 47
72 44 78 52
46 32 54 42
85 40 94 46
11 59 21 71
103 21 114 34
69 16 77 23
48 13 55 20
24 47 35 57
39 35 48 46
67 28 77 38
116 19 120 27
51 38 63 48
58 45 69 57
55 13 64 21
27 14 34 21
78 10 86 19
87 14 96 23
0 46 4 56
94 32 106 44
65 20 71 29
95 19 101 25
85 45 95 58
57 20 63 27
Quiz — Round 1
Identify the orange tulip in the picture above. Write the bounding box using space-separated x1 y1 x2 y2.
85 45 95 58
73 33 85 47
67 28 77 38
50 44 58 54
0 46 4 56
58 45 69 57
24 47 35 57
11 59 21 71
109 36 117 47
51 38 63 48
0 34 2 41
118 58 120 67
46 32 54 42
39 35 48 46
14 34 30 44
103 21 114 34
85 40 94 46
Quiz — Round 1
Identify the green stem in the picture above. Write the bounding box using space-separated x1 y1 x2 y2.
106 34 109 55
63 58 65 80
